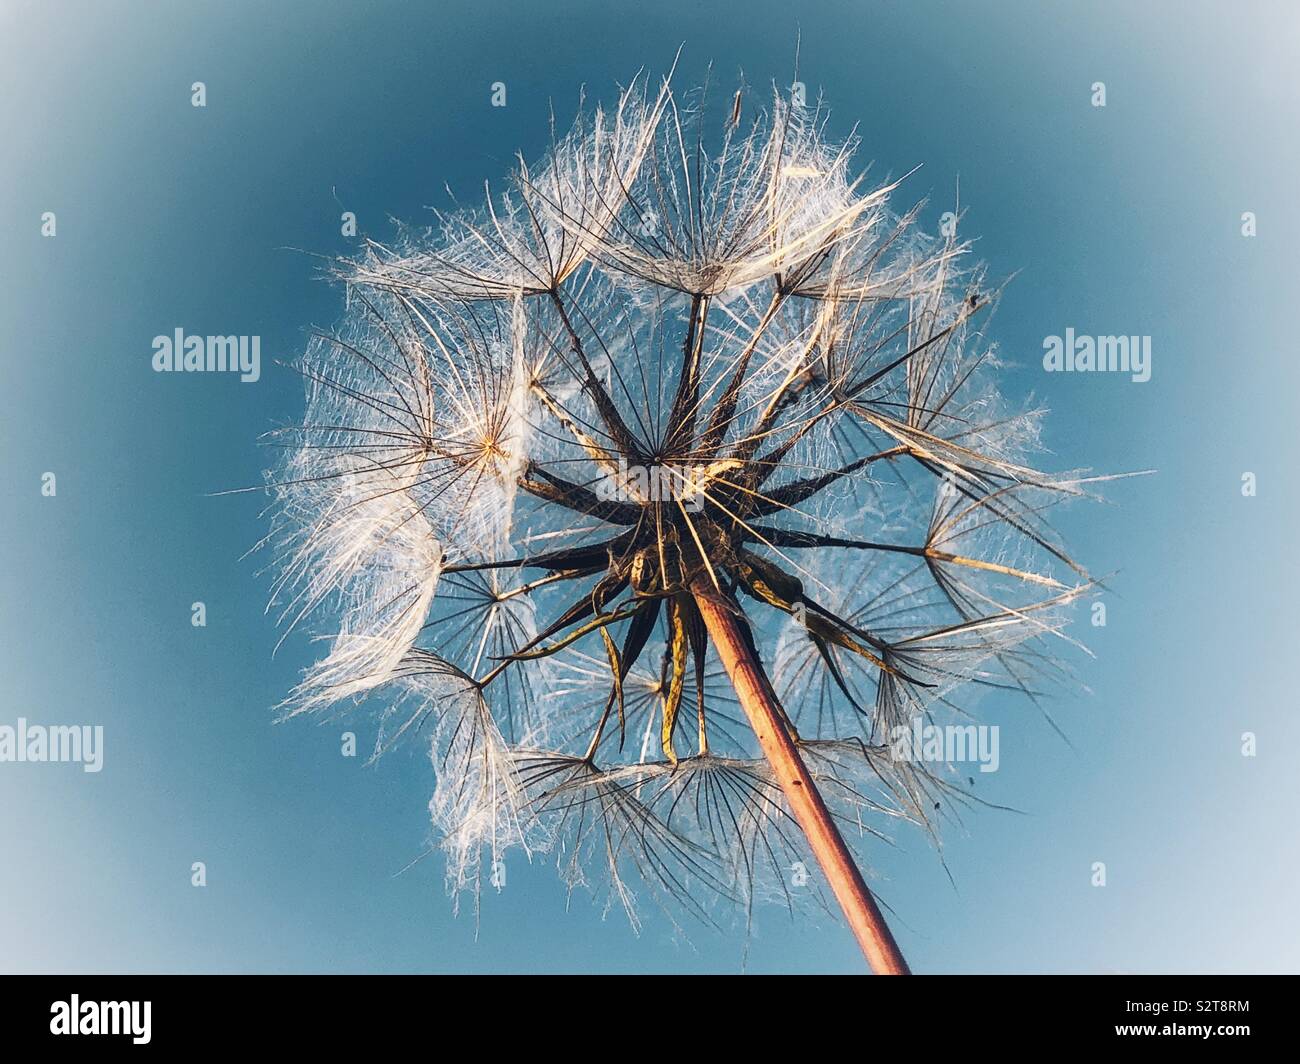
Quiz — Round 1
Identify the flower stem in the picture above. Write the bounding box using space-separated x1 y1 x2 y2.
690 577 911 975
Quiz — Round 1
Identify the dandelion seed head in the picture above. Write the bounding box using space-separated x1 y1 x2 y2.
265 64 1099 936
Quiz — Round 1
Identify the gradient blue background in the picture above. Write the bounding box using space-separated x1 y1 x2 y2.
2 0 1296 973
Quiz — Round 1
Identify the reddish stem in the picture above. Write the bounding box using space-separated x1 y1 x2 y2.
690 577 911 974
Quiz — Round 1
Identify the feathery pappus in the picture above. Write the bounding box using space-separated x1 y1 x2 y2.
261 63 1118 964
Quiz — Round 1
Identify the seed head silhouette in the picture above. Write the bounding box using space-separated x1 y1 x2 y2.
264 64 1108 971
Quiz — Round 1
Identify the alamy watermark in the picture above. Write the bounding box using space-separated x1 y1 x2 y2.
0 718 103 772
151 328 261 382
50 996 150 1044
1042 328 1151 383
889 719 1000 773
593 458 737 511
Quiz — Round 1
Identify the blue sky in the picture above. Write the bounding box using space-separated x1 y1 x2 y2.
1 0 1297 973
